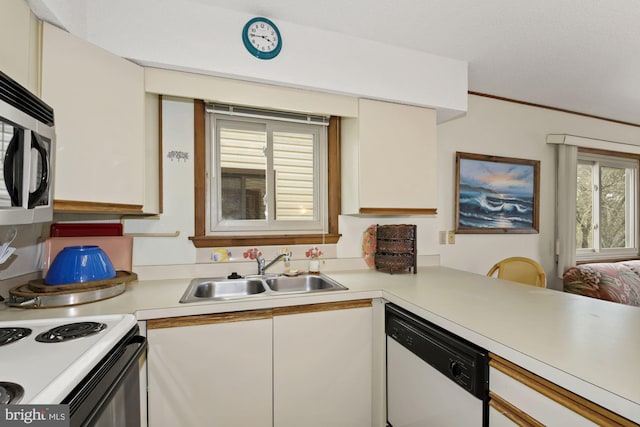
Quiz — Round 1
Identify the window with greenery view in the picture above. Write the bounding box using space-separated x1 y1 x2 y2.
207 105 328 235
576 152 638 260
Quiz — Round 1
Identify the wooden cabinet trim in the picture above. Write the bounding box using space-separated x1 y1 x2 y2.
273 299 372 316
157 95 164 213
358 207 437 215
189 233 341 248
147 309 273 329
193 99 206 236
147 300 372 328
490 353 638 426
53 200 143 214
489 392 544 427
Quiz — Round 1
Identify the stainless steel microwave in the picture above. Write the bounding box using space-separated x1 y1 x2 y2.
0 71 54 224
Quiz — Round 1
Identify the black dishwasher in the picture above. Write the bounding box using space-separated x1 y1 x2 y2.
386 303 489 427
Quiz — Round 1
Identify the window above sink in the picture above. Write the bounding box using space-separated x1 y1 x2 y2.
209 105 328 234
190 101 341 248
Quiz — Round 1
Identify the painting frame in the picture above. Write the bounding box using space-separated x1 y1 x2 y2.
455 152 540 234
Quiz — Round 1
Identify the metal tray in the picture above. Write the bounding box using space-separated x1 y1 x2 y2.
7 283 126 308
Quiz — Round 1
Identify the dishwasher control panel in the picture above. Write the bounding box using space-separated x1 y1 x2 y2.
386 303 489 399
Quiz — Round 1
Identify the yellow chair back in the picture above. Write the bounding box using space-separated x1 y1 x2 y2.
487 257 546 288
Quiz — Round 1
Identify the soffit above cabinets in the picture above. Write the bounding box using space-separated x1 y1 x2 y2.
27 0 640 126
28 0 468 123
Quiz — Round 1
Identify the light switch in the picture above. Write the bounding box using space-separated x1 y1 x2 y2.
447 230 456 244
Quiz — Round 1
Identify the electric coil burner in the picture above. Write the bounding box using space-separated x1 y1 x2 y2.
35 322 107 343
0 328 32 346
0 315 138 405
0 382 24 404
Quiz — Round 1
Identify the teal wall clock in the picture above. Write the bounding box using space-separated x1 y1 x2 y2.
242 17 282 60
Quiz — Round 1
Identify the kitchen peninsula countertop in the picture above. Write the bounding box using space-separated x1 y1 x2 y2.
1 266 639 423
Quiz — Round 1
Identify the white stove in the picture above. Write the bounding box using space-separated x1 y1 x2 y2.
0 314 137 405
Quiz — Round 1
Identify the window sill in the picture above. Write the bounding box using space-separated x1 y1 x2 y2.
190 233 341 248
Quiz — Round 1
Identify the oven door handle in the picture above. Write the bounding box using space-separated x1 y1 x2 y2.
86 335 146 422
71 334 147 427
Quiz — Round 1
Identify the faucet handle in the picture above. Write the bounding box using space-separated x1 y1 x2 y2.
253 250 265 275
280 249 291 262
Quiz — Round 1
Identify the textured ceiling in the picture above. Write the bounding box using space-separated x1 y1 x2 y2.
30 0 640 126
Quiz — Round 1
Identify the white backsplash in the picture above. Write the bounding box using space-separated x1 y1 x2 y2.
133 255 439 281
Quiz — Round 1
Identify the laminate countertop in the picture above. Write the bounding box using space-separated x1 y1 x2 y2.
1 266 638 423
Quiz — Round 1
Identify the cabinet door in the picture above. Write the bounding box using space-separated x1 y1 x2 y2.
489 394 543 427
41 23 146 212
489 406 526 427
147 312 273 427
0 0 40 94
273 301 373 427
341 99 437 214
490 354 636 427
490 367 597 426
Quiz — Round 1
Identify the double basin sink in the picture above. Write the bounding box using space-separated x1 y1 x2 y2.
180 274 348 303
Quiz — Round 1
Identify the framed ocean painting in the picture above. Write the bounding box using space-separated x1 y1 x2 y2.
455 152 540 234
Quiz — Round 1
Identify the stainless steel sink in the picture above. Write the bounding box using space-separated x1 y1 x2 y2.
264 275 347 293
180 278 266 303
180 274 347 303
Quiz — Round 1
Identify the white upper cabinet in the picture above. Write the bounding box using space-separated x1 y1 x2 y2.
0 0 40 94
341 99 438 215
41 23 147 213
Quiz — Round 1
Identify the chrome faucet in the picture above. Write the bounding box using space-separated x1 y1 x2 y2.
254 251 290 275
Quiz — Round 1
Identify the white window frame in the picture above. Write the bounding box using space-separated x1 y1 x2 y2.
205 106 328 236
576 152 638 261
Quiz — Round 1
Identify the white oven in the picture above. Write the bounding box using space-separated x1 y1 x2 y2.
0 70 55 225
0 315 147 426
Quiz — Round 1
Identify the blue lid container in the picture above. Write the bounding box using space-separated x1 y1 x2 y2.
44 245 117 285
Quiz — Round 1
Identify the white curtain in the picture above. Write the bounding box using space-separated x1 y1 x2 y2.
549 133 640 278
555 144 577 278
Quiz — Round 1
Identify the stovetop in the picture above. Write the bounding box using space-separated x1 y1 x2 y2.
0 314 136 404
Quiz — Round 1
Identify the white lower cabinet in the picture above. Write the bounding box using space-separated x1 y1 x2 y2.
146 300 373 427
147 311 273 427
489 405 522 427
273 302 373 427
489 354 636 427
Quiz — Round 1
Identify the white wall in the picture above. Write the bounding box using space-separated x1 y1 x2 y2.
4 93 640 287
35 0 467 122
336 216 440 260
124 97 197 265
124 95 444 271
437 94 640 289
5 93 640 287
6 1 640 283
122 93 640 290
0 224 46 280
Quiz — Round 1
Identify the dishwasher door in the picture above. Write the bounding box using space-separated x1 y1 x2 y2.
386 304 488 427
387 338 484 426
